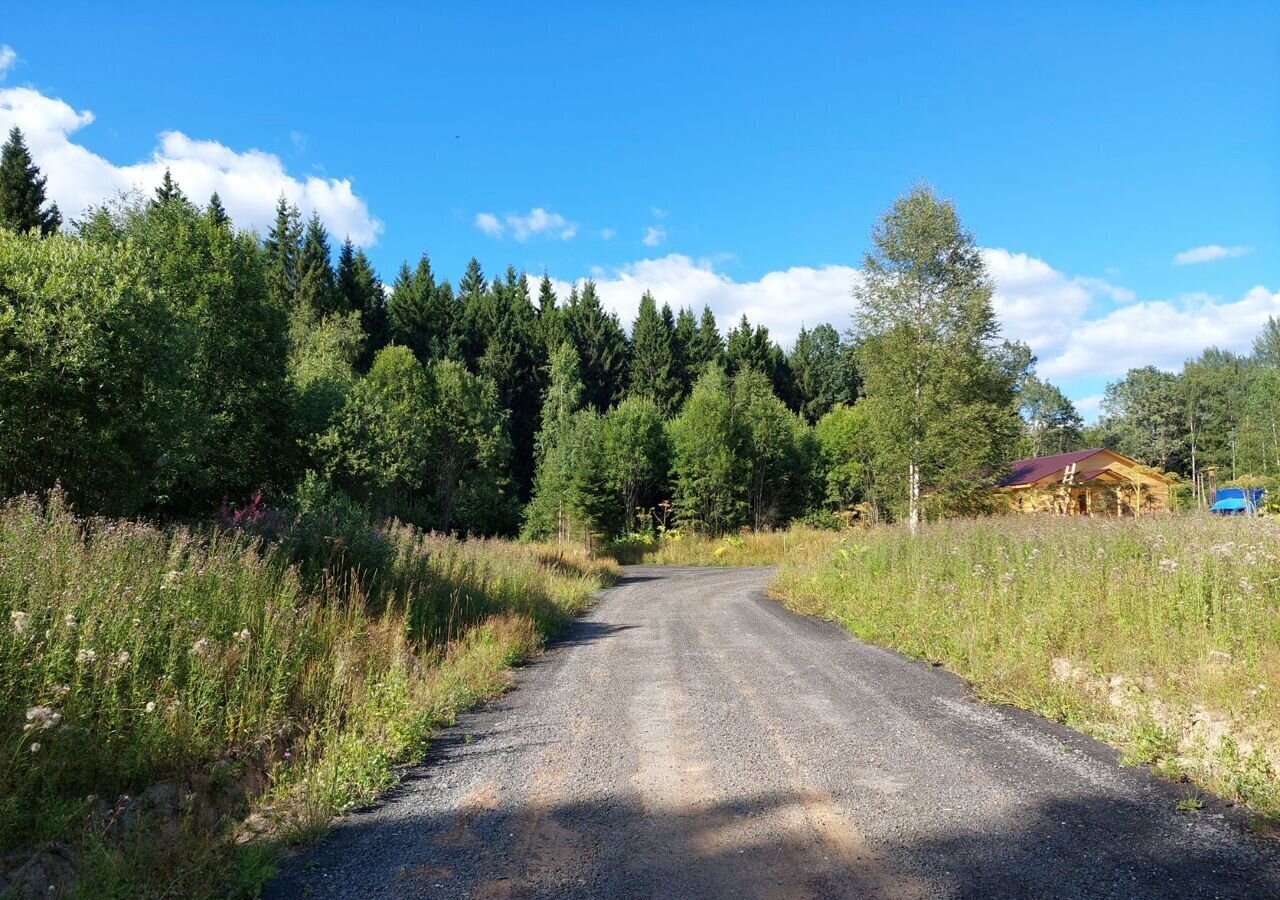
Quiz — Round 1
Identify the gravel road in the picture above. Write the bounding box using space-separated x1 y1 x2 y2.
265 566 1280 899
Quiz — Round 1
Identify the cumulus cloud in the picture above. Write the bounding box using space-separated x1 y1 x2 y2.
0 83 382 244
548 249 1275 397
473 207 577 241
1038 285 1280 381
0 46 15 80
548 254 857 343
981 248 1132 364
1173 244 1250 265
642 226 666 247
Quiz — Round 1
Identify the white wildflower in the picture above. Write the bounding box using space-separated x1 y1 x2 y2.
1158 558 1179 573
144 701 156 713
25 706 62 731
10 611 29 634
235 628 251 643
76 648 97 665
63 614 76 629
114 650 130 666
161 570 182 590
29 742 41 753
190 637 210 657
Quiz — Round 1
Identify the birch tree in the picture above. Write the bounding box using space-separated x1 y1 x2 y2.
851 185 1018 529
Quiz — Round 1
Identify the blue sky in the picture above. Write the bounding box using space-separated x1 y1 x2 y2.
3 3 1278 417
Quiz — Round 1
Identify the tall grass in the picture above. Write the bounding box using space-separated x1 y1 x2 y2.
0 492 616 897
606 525 843 567
772 515 1280 819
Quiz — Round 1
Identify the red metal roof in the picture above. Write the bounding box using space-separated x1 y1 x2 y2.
1002 449 1106 486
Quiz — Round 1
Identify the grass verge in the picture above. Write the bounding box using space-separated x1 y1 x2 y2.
605 526 843 567
0 493 616 897
770 515 1280 822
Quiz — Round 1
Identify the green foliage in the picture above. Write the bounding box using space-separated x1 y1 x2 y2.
601 396 670 529
0 490 615 894
1018 375 1084 457
1099 365 1185 471
0 230 179 514
562 280 630 412
851 184 1020 524
668 368 746 532
815 403 877 514
288 312 365 458
0 127 60 235
629 292 683 415
789 323 857 423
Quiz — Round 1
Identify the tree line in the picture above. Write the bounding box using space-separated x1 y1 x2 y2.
3 124 1275 536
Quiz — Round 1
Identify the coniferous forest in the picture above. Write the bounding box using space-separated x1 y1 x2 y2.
3 124 1280 544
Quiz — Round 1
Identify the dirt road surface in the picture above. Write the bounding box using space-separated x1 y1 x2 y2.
265 567 1280 899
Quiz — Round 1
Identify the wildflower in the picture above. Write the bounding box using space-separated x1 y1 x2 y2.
10 611 29 634
190 637 210 656
236 628 251 643
63 614 76 629
25 706 62 731
132 618 141 628
161 570 182 590
1158 558 1179 573
114 650 130 666
144 701 156 713
29 742 41 753
76 648 97 665
51 684 70 699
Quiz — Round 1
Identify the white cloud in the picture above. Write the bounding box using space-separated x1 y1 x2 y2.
473 207 577 241
474 212 503 236
651 206 668 219
642 225 666 247
0 46 15 80
1173 244 1250 265
600 227 616 240
1038 285 1280 381
550 253 857 342
0 84 382 244
981 248 1131 364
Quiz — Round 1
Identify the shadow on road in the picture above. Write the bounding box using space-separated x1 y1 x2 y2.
266 781 1279 899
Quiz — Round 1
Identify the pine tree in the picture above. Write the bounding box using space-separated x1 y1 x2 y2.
206 192 230 228
263 195 302 308
0 127 61 235
629 291 682 414
295 212 339 318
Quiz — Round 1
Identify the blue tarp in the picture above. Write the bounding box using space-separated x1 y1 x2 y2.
1209 487 1264 515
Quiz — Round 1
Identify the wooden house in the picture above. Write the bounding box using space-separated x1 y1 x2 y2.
999 448 1173 516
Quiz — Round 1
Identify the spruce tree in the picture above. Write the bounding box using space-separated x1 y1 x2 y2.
563 280 630 412
151 168 188 207
690 305 724 373
0 127 61 235
206 191 230 228
629 291 681 414
296 213 339 318
263 195 302 309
